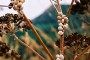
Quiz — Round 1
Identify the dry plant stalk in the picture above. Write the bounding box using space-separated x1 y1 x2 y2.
23 14 54 60
55 0 64 55
0 1 54 60
1 0 90 60
50 0 75 55
74 46 90 60
12 34 46 60
66 0 75 16
9 23 46 60
0 5 12 8
50 0 58 12
50 1 90 60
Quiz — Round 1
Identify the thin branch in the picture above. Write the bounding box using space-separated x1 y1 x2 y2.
22 13 55 60
50 0 58 12
60 35 64 54
1 2 55 59
8 22 46 60
74 46 90 60
56 0 62 12
12 34 46 60
56 0 64 55
0 5 12 8
66 0 75 16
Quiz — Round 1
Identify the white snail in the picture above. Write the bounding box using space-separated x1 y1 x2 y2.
58 31 64 35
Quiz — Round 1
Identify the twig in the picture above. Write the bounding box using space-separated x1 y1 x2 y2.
74 46 90 60
73 36 88 60
56 0 64 55
9 22 46 60
56 0 62 12
73 45 79 60
0 5 12 8
1 1 55 59
66 0 75 16
12 34 45 60
12 34 46 60
22 13 55 60
60 35 64 54
50 0 58 12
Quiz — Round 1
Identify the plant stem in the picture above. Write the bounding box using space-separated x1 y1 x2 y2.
23 13 55 60
56 0 64 55
74 46 90 60
73 46 79 60
8 22 46 60
50 0 58 13
85 53 90 60
12 34 46 60
0 5 12 8
56 0 62 12
66 0 75 16
60 35 64 54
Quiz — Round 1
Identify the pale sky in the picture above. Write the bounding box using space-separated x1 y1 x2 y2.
0 0 72 20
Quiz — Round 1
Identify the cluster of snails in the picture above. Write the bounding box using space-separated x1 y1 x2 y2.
57 12 68 35
0 41 22 60
8 0 25 15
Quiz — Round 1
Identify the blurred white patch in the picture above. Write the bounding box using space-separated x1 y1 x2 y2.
0 0 72 19
0 7 4 11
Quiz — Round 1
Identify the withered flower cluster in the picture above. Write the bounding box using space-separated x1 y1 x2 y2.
0 13 31 37
71 0 90 15
0 41 22 60
55 32 90 49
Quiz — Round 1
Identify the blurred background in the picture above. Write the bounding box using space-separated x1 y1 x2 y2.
0 0 90 60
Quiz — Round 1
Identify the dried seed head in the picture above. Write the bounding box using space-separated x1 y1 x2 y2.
5 52 11 58
2 43 6 48
59 32 90 50
0 41 21 59
0 51 3 56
